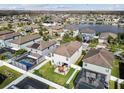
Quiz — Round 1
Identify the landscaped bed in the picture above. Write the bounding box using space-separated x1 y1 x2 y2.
0 66 22 88
34 62 75 86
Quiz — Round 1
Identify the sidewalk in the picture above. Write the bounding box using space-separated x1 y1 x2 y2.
111 76 124 84
66 69 78 84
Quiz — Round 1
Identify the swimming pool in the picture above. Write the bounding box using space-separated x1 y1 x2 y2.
0 73 7 84
78 82 96 89
20 60 33 69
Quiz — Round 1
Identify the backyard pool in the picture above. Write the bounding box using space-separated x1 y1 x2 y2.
17 56 36 70
20 60 33 69
77 82 96 89
0 73 7 84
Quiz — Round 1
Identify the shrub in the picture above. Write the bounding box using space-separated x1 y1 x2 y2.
15 49 27 56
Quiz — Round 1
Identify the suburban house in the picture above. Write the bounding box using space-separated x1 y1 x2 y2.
26 40 57 56
11 52 44 71
79 28 96 42
0 32 21 47
0 30 14 36
98 32 117 48
75 48 114 89
42 20 57 27
9 34 41 50
52 41 82 66
64 24 79 37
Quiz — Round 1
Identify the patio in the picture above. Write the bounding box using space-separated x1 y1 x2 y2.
74 69 106 89
54 64 70 75
0 47 16 60
34 62 75 86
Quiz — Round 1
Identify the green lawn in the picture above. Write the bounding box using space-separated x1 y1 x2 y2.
49 86 56 89
109 80 115 89
120 83 124 89
68 70 79 89
34 62 75 86
111 59 120 78
0 66 22 88
89 39 98 48
108 44 120 53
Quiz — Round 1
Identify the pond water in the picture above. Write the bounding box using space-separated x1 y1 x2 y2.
65 24 124 33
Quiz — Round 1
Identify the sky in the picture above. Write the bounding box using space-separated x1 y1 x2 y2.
0 4 124 11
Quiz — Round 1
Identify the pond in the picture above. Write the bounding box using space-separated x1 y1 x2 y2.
64 24 124 33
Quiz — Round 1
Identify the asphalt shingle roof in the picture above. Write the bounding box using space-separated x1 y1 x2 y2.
83 48 114 68
54 41 82 57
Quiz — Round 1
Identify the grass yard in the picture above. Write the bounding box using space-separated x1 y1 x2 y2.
68 70 79 89
34 62 75 86
120 83 124 89
49 86 56 89
109 80 115 89
111 59 120 78
0 66 22 88
89 39 98 48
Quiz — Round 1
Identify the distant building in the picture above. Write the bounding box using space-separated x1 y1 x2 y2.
0 32 21 47
99 32 117 44
52 41 82 66
79 28 96 42
42 20 56 27
64 24 79 37
75 48 114 89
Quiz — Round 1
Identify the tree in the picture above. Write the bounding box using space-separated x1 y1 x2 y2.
15 49 27 56
43 35 49 41
96 32 101 36
39 25 48 36
76 35 82 42
8 23 12 29
117 33 124 44
107 35 114 44
55 32 59 37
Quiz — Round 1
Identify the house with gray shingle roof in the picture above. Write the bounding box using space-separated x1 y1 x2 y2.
9 34 41 50
26 40 57 56
74 48 114 89
0 32 21 47
52 41 82 66
79 28 96 42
